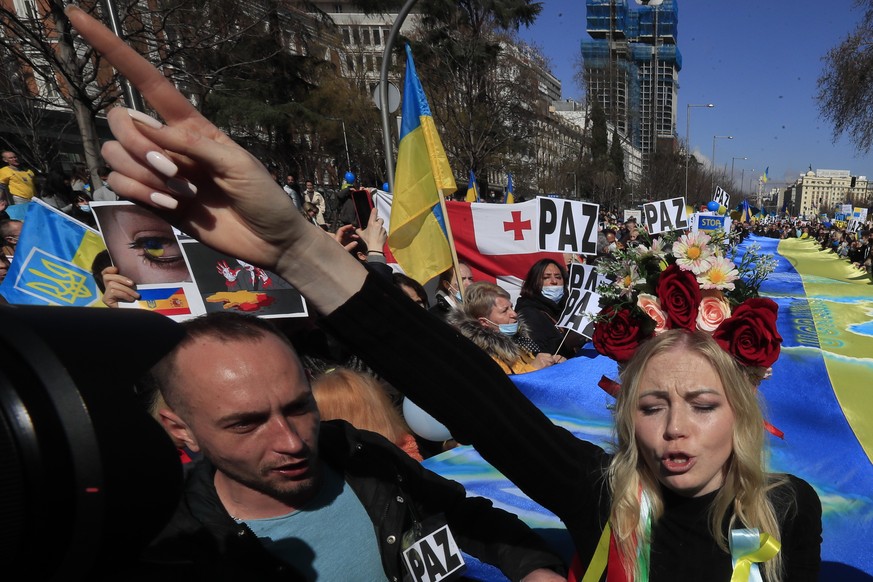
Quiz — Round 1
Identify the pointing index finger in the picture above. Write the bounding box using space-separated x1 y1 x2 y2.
65 5 201 127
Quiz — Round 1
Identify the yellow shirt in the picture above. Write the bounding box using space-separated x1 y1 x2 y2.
0 166 36 200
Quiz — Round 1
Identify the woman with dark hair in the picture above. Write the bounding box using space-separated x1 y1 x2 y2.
67 191 97 228
70 162 91 193
37 165 76 212
392 272 429 309
515 258 582 358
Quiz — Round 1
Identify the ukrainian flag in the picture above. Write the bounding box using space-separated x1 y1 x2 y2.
503 173 515 204
465 170 480 203
741 198 754 223
388 45 456 285
0 199 106 306
762 166 770 183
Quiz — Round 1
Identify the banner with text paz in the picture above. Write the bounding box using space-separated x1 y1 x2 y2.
712 186 730 208
536 196 599 256
555 263 604 339
641 196 690 235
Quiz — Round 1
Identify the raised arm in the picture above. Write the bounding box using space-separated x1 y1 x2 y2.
65 6 365 314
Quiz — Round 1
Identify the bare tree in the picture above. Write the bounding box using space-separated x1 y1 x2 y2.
0 0 133 184
817 1 873 153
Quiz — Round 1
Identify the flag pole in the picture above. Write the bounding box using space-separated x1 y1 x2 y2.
437 191 467 303
379 0 419 194
554 328 572 358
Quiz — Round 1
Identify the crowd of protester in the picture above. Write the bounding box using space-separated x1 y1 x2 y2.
755 217 873 280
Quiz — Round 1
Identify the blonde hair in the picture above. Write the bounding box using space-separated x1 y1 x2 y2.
312 368 412 446
463 281 510 320
608 329 785 581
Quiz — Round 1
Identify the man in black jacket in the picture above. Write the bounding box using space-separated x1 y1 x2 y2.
137 311 565 581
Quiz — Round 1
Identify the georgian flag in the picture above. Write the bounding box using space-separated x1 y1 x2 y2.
374 192 566 300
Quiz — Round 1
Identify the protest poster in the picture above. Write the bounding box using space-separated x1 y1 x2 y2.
555 263 603 339
640 196 690 235
91 201 306 320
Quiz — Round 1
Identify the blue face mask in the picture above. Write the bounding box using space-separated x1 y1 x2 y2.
455 291 463 302
78 204 91 213
542 285 564 302
497 322 519 336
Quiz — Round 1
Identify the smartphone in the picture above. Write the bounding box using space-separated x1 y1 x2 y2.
351 188 373 229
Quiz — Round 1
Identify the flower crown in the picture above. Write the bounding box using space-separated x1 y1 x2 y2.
592 229 782 369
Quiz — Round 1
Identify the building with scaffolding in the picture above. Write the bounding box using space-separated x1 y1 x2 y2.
581 0 681 170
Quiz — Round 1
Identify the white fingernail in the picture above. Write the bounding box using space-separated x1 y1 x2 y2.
166 177 197 198
127 108 163 129
146 151 178 177
150 192 179 210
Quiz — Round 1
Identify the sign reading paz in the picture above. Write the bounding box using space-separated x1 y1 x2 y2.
712 186 730 208
641 196 690 235
402 524 465 582
537 196 599 255
556 263 603 339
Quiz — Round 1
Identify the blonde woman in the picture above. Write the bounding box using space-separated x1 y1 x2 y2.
312 368 422 461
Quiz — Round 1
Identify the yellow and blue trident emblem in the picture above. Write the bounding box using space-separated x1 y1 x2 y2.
0 200 104 306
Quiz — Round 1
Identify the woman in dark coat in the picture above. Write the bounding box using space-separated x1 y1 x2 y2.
515 258 582 358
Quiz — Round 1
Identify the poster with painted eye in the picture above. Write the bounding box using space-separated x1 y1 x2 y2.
177 238 308 319
91 201 203 321
92 201 192 285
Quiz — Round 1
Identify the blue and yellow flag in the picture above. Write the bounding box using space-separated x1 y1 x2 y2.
741 198 753 223
388 45 456 285
0 199 106 306
503 173 514 204
762 166 769 183
465 169 480 203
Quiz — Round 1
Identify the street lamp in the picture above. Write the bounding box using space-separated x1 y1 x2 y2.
685 103 714 202
731 156 748 187
711 135 733 195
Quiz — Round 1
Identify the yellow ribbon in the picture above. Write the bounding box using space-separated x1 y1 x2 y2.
730 533 781 582
581 523 612 582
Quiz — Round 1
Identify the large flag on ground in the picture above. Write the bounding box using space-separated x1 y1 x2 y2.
424 234 873 580
387 44 456 285
503 173 514 204
0 199 106 306
465 170 480 203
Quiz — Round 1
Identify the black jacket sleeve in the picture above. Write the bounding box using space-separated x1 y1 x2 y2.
320 272 610 528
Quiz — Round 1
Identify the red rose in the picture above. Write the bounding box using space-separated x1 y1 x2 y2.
713 297 783 368
656 264 701 331
593 306 649 363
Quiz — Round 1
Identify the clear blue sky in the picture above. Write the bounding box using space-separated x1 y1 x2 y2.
518 0 870 192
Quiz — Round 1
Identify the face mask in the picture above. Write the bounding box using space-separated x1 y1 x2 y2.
483 318 518 336
449 285 463 302
542 285 564 302
78 204 91 212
